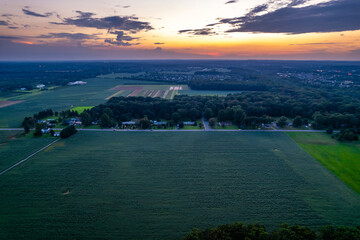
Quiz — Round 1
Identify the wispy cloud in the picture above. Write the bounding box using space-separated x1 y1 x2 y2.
22 7 53 18
0 20 8 26
36 32 99 40
179 28 217 36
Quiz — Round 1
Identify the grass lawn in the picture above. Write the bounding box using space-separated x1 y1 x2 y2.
70 106 94 114
214 124 239 130
1 132 360 240
287 132 360 194
182 119 204 130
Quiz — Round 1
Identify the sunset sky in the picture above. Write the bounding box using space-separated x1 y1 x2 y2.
0 0 359 60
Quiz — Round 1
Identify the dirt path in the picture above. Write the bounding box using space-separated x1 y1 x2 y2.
0 139 60 176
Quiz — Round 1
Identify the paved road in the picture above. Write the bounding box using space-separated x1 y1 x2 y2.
0 127 330 133
202 118 213 131
0 139 59 176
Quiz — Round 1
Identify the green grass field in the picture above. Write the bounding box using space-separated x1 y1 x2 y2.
70 106 94 114
0 132 360 240
287 132 360 194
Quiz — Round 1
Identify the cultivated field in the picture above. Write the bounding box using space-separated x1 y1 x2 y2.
287 132 360 194
0 131 56 172
106 85 188 100
0 78 159 128
0 132 359 240
0 101 23 109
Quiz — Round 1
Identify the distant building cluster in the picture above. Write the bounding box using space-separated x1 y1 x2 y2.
277 69 359 88
67 81 87 86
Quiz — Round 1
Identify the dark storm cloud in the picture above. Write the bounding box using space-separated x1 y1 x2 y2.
179 28 217 36
0 20 8 26
75 11 96 18
182 0 360 35
222 0 360 34
225 0 238 4
287 0 308 7
105 31 140 46
50 11 153 33
22 7 53 18
36 32 98 40
0 35 20 39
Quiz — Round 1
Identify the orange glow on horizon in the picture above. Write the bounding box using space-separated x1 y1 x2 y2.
12 40 33 45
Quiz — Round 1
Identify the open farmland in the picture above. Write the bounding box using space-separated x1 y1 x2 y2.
287 132 360 194
0 131 56 172
0 101 24 108
0 77 160 128
0 132 359 240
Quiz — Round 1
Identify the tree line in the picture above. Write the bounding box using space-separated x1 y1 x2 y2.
183 222 360 240
81 87 360 131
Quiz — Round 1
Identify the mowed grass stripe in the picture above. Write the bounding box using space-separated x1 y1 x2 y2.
287 132 360 194
0 132 360 240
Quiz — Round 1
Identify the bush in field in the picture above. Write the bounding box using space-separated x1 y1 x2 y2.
277 116 288 128
60 125 77 139
293 116 303 128
233 106 246 127
326 128 333 134
208 118 216 127
204 108 213 120
333 129 358 142
22 117 35 133
140 117 151 129
33 123 44 137
172 112 181 124
80 111 92 126
100 113 115 128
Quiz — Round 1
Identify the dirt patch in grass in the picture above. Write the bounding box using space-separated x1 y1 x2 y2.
62 189 71 195
303 140 334 145
0 101 24 108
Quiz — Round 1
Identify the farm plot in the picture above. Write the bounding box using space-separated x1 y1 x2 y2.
0 131 56 172
0 132 359 240
106 85 188 100
0 101 23 108
0 77 135 128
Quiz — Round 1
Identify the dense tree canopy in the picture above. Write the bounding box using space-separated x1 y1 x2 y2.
183 223 360 240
